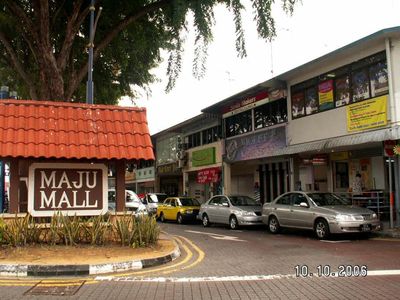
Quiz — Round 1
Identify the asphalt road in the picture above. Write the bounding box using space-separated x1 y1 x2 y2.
1 221 400 299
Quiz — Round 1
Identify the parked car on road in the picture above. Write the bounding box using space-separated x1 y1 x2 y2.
108 189 147 215
157 197 200 224
199 195 263 230
262 191 381 239
141 193 168 215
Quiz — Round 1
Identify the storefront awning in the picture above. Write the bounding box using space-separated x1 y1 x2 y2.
325 127 400 149
269 127 400 157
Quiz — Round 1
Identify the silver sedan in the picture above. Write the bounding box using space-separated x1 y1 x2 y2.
262 192 381 239
198 195 263 230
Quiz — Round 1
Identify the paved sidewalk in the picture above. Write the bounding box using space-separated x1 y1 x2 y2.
373 227 400 238
0 234 180 277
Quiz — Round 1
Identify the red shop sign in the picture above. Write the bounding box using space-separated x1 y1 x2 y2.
197 167 221 184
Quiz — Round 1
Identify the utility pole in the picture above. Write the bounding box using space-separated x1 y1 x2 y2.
86 0 102 104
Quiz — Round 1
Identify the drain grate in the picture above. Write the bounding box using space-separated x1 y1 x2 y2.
25 280 85 296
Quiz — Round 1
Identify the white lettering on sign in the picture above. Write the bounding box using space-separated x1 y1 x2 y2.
29 163 108 217
40 170 97 189
38 170 99 209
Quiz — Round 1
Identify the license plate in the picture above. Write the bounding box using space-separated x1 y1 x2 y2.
360 224 371 232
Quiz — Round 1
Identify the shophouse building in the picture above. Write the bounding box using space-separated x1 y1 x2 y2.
154 27 400 223
202 82 289 203
202 27 400 222
153 114 222 202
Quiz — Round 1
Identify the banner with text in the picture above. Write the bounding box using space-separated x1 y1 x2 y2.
346 95 388 132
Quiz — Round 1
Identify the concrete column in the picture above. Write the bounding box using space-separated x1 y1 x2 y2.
183 171 189 195
289 157 296 191
223 162 231 195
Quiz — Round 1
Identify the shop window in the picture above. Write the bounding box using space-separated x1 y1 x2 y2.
272 99 287 123
305 87 318 115
335 75 351 107
291 91 305 119
335 162 349 189
188 132 201 148
202 125 221 145
318 80 334 111
290 51 387 119
369 61 388 97
224 110 252 138
254 103 270 129
352 69 370 102
253 99 287 130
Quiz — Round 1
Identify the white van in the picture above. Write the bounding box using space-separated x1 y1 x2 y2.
108 189 147 214
142 193 168 215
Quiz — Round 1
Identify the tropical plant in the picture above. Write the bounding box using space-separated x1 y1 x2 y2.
83 214 111 245
58 214 83 246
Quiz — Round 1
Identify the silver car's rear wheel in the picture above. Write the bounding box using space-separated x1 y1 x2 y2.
268 216 280 234
202 214 210 227
229 215 239 230
315 219 330 239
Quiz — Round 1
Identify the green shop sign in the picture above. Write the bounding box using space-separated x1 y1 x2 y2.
192 147 216 167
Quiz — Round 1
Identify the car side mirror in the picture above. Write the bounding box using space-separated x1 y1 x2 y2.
299 202 309 208
222 202 229 207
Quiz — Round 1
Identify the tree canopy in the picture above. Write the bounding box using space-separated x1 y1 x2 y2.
0 0 299 104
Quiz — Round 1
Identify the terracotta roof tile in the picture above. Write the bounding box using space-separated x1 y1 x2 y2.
0 100 154 161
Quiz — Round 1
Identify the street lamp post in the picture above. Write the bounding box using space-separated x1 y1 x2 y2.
86 0 102 105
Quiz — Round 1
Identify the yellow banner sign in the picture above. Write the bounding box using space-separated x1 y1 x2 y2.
346 95 388 132
330 151 349 161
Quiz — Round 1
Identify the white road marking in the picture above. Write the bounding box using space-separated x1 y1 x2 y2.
95 269 400 282
367 270 400 276
185 230 247 242
320 240 352 243
95 274 295 282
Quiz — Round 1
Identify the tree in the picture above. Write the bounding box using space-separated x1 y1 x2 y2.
0 0 298 104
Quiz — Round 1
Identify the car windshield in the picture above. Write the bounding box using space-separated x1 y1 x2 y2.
229 196 258 206
179 198 200 206
308 193 349 206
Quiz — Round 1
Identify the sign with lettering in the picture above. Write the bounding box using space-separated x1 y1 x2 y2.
197 167 221 184
225 126 286 163
346 95 388 132
28 163 108 217
192 147 216 167
222 91 268 117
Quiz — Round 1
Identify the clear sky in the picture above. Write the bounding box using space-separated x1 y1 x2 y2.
121 0 400 135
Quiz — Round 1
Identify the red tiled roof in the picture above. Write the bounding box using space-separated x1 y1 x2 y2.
0 100 154 161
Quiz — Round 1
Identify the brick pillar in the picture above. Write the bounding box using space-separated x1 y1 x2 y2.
115 160 126 212
9 159 19 213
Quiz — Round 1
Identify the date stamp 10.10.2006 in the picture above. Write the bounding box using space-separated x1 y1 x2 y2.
295 265 368 278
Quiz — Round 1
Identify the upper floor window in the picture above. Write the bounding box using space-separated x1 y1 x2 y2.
225 110 252 138
254 98 287 130
202 125 221 145
188 132 201 148
291 51 388 119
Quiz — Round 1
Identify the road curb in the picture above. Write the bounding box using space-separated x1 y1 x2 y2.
372 230 400 239
0 242 180 277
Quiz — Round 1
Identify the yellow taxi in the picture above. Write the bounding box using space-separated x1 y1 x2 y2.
157 197 201 224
